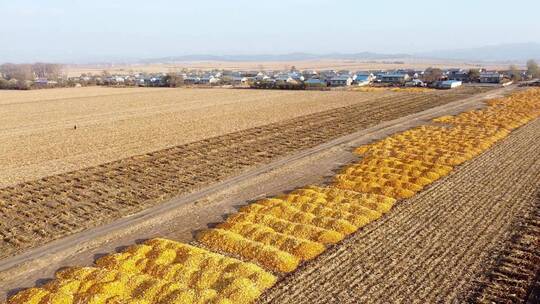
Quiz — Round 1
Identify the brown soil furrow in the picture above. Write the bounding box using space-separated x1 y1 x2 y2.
412 173 535 301
435 161 539 301
0 87 489 260
260 118 540 304
464 196 540 303
390 140 537 301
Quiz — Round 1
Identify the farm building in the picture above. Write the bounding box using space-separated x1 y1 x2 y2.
439 80 462 89
209 76 221 85
479 72 503 83
305 78 327 88
379 73 411 84
199 75 212 84
33 78 49 86
319 70 338 82
183 76 200 85
447 70 470 82
354 73 375 86
231 76 243 85
329 75 353 86
274 73 291 82
302 70 318 79
405 79 425 87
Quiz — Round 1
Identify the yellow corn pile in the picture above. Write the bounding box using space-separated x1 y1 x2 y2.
434 89 540 130
8 239 275 304
8 89 540 304
336 88 540 199
196 88 540 276
197 186 395 272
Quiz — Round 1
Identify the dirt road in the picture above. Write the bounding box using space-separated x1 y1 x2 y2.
260 118 540 304
0 87 491 260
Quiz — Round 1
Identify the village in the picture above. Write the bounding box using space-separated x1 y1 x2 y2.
1 62 539 91
63 67 523 89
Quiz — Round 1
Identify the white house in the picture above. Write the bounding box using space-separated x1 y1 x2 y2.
379 73 410 84
439 80 462 89
209 76 221 85
354 73 375 86
405 79 425 87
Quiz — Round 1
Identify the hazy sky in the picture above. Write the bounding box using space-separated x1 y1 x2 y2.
1 0 540 62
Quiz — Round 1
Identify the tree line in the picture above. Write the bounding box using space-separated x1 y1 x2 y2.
0 63 63 89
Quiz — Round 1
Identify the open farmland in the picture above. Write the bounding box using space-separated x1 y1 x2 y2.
4 87 539 304
0 86 491 260
0 86 398 187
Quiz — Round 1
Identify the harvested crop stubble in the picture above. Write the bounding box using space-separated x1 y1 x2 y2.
8 238 276 304
467 202 540 303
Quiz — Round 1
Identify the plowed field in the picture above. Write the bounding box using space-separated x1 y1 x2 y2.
1 87 396 187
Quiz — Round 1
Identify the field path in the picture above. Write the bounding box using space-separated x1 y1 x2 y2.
260 118 540 303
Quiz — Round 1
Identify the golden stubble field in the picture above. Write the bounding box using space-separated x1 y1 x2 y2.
0 87 396 187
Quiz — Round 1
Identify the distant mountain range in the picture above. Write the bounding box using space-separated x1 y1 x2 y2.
2 43 539 64
139 52 412 63
136 43 540 64
416 43 540 62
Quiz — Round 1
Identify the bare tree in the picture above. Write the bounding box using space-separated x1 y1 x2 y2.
0 63 33 81
468 69 480 82
164 73 183 87
508 65 522 81
526 59 539 78
32 63 62 79
423 67 443 83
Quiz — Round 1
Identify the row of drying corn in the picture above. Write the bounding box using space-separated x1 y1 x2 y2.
195 88 540 274
8 238 276 304
7 89 540 304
